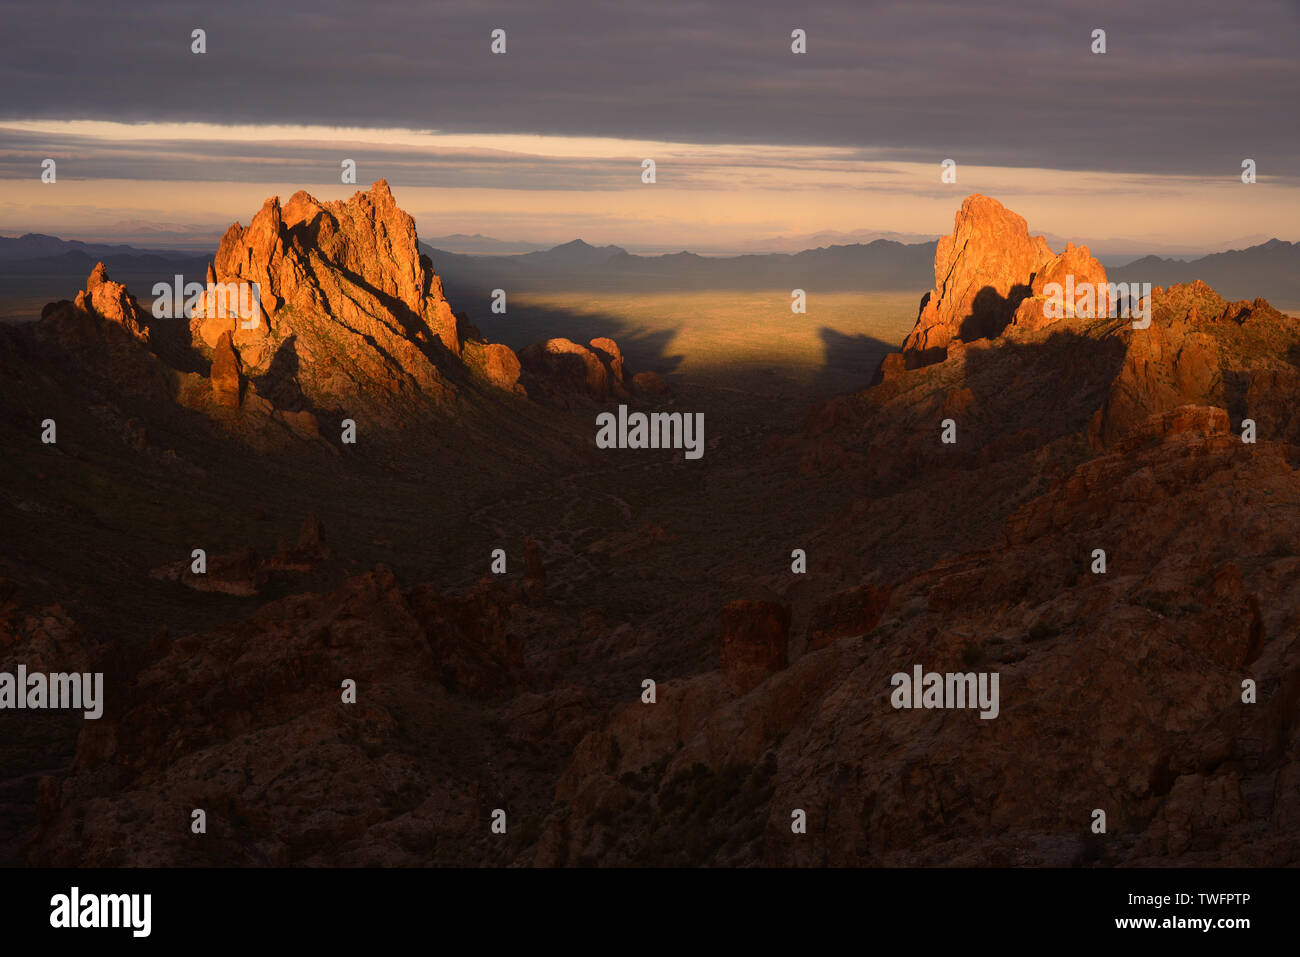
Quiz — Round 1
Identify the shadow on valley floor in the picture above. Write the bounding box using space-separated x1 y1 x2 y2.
812 327 899 397
449 284 914 400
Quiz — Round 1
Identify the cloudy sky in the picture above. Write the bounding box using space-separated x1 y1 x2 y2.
1 0 1296 254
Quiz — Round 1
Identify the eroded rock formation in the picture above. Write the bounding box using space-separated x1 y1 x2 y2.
901 194 1054 368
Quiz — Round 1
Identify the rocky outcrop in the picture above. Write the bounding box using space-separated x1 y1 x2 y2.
149 516 332 595
191 181 460 415
267 514 331 571
720 600 790 692
806 583 891 651
588 337 624 382
518 337 631 406
900 194 1053 368
1010 241 1110 331
864 198 1296 455
33 267 176 403
470 341 524 394
1078 282 1289 449
0 597 100 678
210 331 243 408
36 185 637 431
149 546 266 596
75 263 152 344
894 196 1118 370
182 180 648 419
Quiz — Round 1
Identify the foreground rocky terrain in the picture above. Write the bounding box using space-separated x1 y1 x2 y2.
2 191 1296 866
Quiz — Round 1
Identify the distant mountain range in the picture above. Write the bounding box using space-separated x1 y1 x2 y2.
421 237 940 294
1111 239 1300 304
422 236 1300 306
421 228 1280 260
0 233 194 263
421 233 552 255
422 229 944 256
1 232 1296 315
697 228 942 254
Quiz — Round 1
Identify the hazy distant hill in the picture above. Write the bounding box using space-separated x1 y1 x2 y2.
0 249 210 277
0 241 211 321
421 233 551 255
1112 239 1300 305
0 232 193 262
416 233 1293 304
729 228 940 253
513 238 631 268
422 237 939 294
422 234 1295 305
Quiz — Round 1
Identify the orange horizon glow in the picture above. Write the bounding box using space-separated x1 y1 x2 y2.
2 120 1297 253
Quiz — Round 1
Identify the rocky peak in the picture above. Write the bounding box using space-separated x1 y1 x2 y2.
191 181 463 416
900 194 1054 368
73 262 152 343
278 179 435 323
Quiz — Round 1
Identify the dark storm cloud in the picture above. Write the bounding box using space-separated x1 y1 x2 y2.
0 0 1296 177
